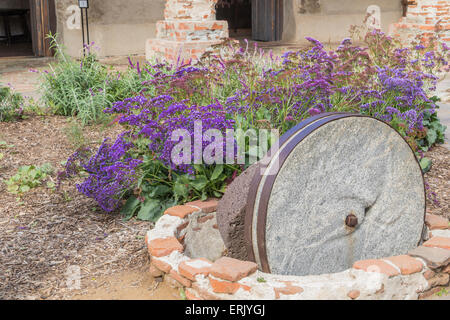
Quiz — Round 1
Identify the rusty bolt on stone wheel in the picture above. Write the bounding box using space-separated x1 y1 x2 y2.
345 214 358 228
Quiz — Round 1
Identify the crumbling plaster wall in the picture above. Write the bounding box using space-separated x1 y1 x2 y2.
55 0 165 57
283 0 403 43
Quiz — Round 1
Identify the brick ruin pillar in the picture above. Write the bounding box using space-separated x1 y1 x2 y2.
146 0 229 62
390 0 450 46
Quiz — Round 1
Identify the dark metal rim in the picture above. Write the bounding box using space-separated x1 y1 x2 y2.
244 112 352 267
245 113 427 274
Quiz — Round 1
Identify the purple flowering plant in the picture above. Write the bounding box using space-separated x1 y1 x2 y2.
63 29 448 220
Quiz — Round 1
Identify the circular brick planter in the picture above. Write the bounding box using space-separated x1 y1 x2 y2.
145 200 450 300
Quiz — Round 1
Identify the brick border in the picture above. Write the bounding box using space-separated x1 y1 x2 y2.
145 202 450 300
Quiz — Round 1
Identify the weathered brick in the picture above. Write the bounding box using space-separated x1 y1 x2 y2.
273 282 304 299
427 273 449 288
408 246 450 269
210 257 258 282
423 237 450 250
148 237 183 257
150 263 164 278
347 290 360 300
353 259 400 277
209 276 250 294
151 258 172 273
384 255 424 275
425 214 449 230
178 258 213 281
169 269 192 288
186 199 219 213
185 288 204 300
164 205 198 218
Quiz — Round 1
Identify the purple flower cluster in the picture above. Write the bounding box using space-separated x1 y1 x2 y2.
105 94 234 173
64 133 142 212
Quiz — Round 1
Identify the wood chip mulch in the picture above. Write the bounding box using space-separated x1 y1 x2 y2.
424 145 450 220
0 116 153 300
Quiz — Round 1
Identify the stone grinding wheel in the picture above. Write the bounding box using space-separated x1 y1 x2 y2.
216 113 426 277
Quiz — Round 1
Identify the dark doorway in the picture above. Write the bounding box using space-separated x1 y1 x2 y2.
216 0 252 39
0 0 56 58
252 0 283 42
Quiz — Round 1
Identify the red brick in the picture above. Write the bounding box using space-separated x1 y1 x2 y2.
178 258 213 281
209 276 250 294
210 257 258 282
148 237 183 257
186 199 219 213
347 290 360 300
353 259 400 277
185 288 204 300
423 237 450 250
385 255 423 275
423 269 436 280
425 214 449 230
152 258 172 273
169 269 192 288
150 263 164 277
164 205 197 218
273 282 303 299
192 282 222 300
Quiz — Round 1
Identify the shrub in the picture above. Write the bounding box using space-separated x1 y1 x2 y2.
63 29 449 221
0 85 24 122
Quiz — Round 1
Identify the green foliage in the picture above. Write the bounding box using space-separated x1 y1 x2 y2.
419 157 432 173
417 104 447 152
120 156 240 221
0 85 23 122
5 163 54 197
40 34 112 124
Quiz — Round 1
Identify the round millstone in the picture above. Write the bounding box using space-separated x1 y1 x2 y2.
217 113 426 277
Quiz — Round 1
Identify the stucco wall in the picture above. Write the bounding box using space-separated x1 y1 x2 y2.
283 0 403 43
55 0 165 57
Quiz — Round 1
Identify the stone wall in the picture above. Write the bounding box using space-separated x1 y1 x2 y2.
389 0 450 46
283 0 403 43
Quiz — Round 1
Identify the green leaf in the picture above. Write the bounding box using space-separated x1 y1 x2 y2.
121 196 140 220
20 185 30 193
210 165 223 181
173 181 189 200
190 175 208 191
137 198 161 221
149 184 171 198
420 157 432 173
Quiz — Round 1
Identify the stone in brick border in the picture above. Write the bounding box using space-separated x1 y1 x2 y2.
425 214 449 230
164 205 198 218
384 255 424 275
178 258 213 281
423 237 450 250
186 199 219 213
210 257 258 282
148 237 184 257
145 201 450 300
409 246 450 269
352 259 400 277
